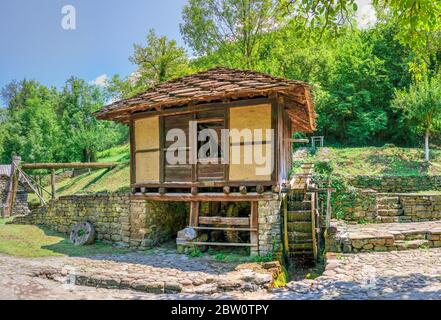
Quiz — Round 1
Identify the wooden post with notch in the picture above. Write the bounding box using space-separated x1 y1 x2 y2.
189 201 200 227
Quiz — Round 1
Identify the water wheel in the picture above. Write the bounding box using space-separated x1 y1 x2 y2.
70 221 96 245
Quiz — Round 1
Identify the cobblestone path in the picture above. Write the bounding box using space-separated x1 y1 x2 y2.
1 248 441 300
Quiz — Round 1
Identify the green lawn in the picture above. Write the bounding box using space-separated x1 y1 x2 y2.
309 146 441 176
0 218 132 258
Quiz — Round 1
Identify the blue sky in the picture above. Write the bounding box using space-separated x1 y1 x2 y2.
0 0 186 93
0 0 375 102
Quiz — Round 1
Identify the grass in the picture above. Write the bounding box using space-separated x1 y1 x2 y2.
0 218 132 258
309 146 441 177
29 144 130 205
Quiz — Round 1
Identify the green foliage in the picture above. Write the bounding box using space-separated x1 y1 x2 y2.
0 78 127 164
186 246 203 258
393 73 441 137
106 29 191 100
251 252 273 263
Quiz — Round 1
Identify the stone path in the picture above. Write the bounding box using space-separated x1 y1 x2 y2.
330 220 441 253
1 248 441 300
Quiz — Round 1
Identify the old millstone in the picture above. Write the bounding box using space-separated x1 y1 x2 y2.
70 221 96 245
177 227 197 241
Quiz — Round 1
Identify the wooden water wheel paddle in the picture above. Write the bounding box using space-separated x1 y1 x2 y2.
70 221 95 245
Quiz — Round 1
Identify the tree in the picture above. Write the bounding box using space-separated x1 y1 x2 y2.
107 29 190 100
373 0 441 78
181 0 357 68
57 77 127 162
392 74 441 161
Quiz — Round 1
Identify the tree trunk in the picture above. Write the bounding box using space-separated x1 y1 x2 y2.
425 128 430 161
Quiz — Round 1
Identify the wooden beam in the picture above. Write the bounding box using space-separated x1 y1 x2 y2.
21 162 118 170
131 192 279 202
199 216 249 226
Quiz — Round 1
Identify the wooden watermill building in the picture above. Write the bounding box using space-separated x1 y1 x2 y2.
95 67 317 256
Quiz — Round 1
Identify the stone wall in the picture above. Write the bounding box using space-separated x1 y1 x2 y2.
0 175 30 216
13 194 187 249
399 194 441 221
335 189 377 222
257 200 282 258
335 190 441 223
347 175 441 193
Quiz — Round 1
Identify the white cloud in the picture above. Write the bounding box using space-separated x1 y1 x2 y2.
355 0 377 29
90 74 108 87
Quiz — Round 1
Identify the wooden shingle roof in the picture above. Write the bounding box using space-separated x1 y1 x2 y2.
94 67 316 132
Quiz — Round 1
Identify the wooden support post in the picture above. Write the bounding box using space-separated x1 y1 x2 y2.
326 178 332 228
250 201 259 253
4 156 21 217
256 185 264 194
311 192 318 260
51 169 56 200
191 187 198 195
189 201 200 227
223 186 230 194
239 186 247 194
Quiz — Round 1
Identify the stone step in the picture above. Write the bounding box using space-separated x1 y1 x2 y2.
377 204 402 210
395 239 430 250
287 210 311 222
377 209 404 216
377 197 400 204
376 216 412 223
287 221 312 232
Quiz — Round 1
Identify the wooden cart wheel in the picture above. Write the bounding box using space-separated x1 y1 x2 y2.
70 221 96 246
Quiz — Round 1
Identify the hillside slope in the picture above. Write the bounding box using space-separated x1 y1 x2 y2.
309 146 441 176
29 145 130 204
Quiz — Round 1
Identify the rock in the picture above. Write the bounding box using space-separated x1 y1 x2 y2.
177 228 197 241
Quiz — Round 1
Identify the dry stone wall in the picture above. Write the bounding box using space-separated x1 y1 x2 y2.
347 175 441 193
13 194 187 249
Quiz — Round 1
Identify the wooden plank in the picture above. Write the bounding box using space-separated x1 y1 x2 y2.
192 226 257 231
176 240 257 247
199 216 250 226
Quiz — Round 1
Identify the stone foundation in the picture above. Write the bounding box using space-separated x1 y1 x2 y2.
13 194 187 249
257 200 282 258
